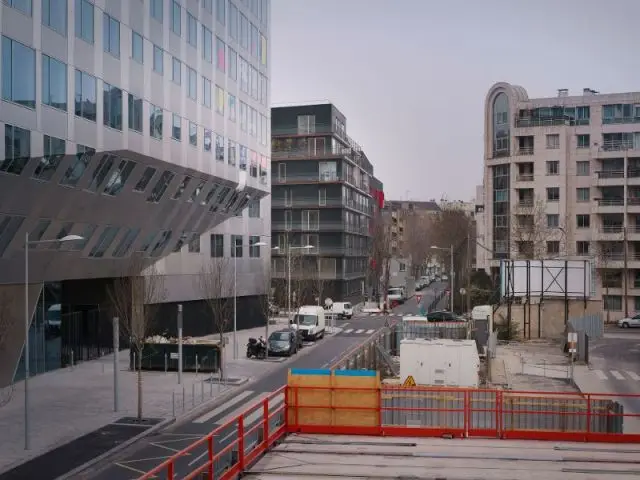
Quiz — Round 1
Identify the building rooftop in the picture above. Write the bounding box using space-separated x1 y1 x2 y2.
384 200 441 211
244 434 639 479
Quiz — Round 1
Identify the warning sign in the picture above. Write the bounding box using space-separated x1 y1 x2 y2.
402 375 417 387
415 295 422 304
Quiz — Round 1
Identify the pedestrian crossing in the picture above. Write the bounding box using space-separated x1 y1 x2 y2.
338 328 376 336
192 389 284 425
354 312 404 318
592 370 640 381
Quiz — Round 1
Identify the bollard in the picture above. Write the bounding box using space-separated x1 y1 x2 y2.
71 350 75 368
209 373 213 396
195 354 199 376
182 386 185 412
165 354 168 374
192 383 195 408
132 352 136 372
201 381 204 402
172 391 176 417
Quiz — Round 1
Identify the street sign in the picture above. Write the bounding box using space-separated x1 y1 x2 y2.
402 375 416 387
567 332 578 354
170 353 180 360
415 295 422 304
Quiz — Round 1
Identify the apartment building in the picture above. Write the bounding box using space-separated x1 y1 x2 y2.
271 103 375 303
0 0 270 386
382 200 440 256
479 81 640 318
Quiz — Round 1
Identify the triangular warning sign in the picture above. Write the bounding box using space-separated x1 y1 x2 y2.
402 375 416 387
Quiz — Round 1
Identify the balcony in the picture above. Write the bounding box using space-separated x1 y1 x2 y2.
515 117 572 128
516 146 534 156
515 174 534 182
272 222 370 235
517 198 534 207
271 197 373 215
597 224 624 240
271 246 369 257
273 172 341 184
596 170 625 186
595 198 624 214
602 117 640 126
628 197 640 213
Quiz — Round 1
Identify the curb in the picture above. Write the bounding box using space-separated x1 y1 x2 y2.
56 417 175 480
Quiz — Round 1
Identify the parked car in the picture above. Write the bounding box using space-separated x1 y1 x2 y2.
426 310 465 322
267 330 298 356
618 314 640 328
330 302 353 319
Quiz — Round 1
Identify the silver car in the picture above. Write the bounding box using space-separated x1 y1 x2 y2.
618 314 640 328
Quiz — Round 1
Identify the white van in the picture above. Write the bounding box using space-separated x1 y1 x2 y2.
331 302 353 319
387 287 405 303
291 305 326 341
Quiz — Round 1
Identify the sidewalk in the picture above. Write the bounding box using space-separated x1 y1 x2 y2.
0 320 289 475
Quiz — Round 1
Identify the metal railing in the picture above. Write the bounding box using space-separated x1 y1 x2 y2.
517 199 534 207
596 198 625 206
517 146 534 155
271 246 369 256
271 222 369 234
600 225 624 233
597 170 625 179
273 172 371 194
628 197 640 206
516 174 533 182
599 140 636 151
602 117 640 125
271 197 372 214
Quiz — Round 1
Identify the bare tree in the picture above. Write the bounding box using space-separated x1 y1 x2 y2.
0 291 15 407
197 257 234 377
597 239 624 324
510 198 567 259
368 214 392 305
312 262 327 306
107 257 166 420
404 212 434 278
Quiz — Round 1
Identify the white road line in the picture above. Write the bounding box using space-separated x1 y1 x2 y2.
243 393 285 425
344 329 354 334
341 322 350 328
355 329 364 334
610 370 625 380
626 371 640 381
215 392 271 425
192 390 254 424
365 329 374 334
594 370 608 380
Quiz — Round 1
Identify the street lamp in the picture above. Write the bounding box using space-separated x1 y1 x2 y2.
431 244 454 312
272 244 314 331
233 239 268 360
24 233 83 450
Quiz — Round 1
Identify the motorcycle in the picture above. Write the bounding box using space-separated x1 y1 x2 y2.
246 337 266 359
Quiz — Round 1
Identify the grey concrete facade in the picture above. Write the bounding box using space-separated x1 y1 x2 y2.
0 0 271 385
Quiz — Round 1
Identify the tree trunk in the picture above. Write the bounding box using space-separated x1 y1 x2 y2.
219 332 225 380
136 346 143 420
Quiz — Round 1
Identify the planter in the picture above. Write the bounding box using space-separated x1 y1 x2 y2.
129 343 221 373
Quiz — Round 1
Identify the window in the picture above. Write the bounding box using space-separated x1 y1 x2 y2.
240 145 247 170
202 76 211 107
228 140 236 165
128 93 143 132
577 134 590 148
43 0 67 35
132 31 143 63
4 0 32 15
74 0 94 43
172 57 181 84
113 227 140 257
216 0 226 24
546 160 559 175
239 57 248 92
228 48 237 81
2 36 36 108
189 122 197 146
187 13 197 47
249 235 260 257
240 13 248 49
204 129 212 152
134 166 156 191
215 85 225 115
231 235 243 257
239 101 247 130
172 176 191 200
216 37 226 72
103 158 136 196
546 134 560 149
202 0 213 12
42 54 67 111
546 214 559 228
215 134 224 161
248 199 260 218
89 226 120 258
172 114 181 140
546 187 559 202
576 161 590 176
546 241 560 255
103 83 123 130
2 124 30 175
150 0 163 23
147 170 175 203
74 69 97 121
150 104 163 138
202 25 212 62
33 135 65 181
576 214 590 228
59 144 94 186
260 34 267 66
229 2 238 39
187 67 197 100
302 210 319 230
153 45 163 73
576 241 590 256
228 94 236 122
170 0 181 36
603 295 622 312
103 13 120 57
576 187 590 203
210 234 224 257
188 233 200 253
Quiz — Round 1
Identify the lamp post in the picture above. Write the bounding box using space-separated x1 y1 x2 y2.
431 244 454 312
233 239 268 360
272 244 314 332
24 233 83 450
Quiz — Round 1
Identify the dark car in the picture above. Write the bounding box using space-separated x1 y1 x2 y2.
426 310 465 322
267 329 298 356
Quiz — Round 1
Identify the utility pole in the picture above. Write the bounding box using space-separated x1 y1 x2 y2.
624 225 629 317
466 232 472 314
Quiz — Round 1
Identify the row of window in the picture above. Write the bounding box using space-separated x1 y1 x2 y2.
516 240 591 257
177 232 263 258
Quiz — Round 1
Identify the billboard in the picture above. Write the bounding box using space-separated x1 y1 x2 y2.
500 259 594 299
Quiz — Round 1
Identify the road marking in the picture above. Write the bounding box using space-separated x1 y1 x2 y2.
118 456 172 465
610 370 625 380
192 390 254 424
150 442 188 454
594 370 608 380
626 371 640 381
355 329 364 334
243 392 285 424
344 329 354 333
216 392 271 425
341 322 349 328
187 449 209 467
114 462 154 476
365 329 374 334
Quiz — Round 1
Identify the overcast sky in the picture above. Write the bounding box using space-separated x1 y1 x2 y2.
270 0 640 202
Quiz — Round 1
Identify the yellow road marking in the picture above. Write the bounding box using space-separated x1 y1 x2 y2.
114 462 156 476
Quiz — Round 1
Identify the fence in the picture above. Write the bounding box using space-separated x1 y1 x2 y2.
569 313 604 340
138 372 640 480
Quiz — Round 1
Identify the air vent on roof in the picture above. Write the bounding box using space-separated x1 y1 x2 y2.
557 89 569 97
583 88 598 96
